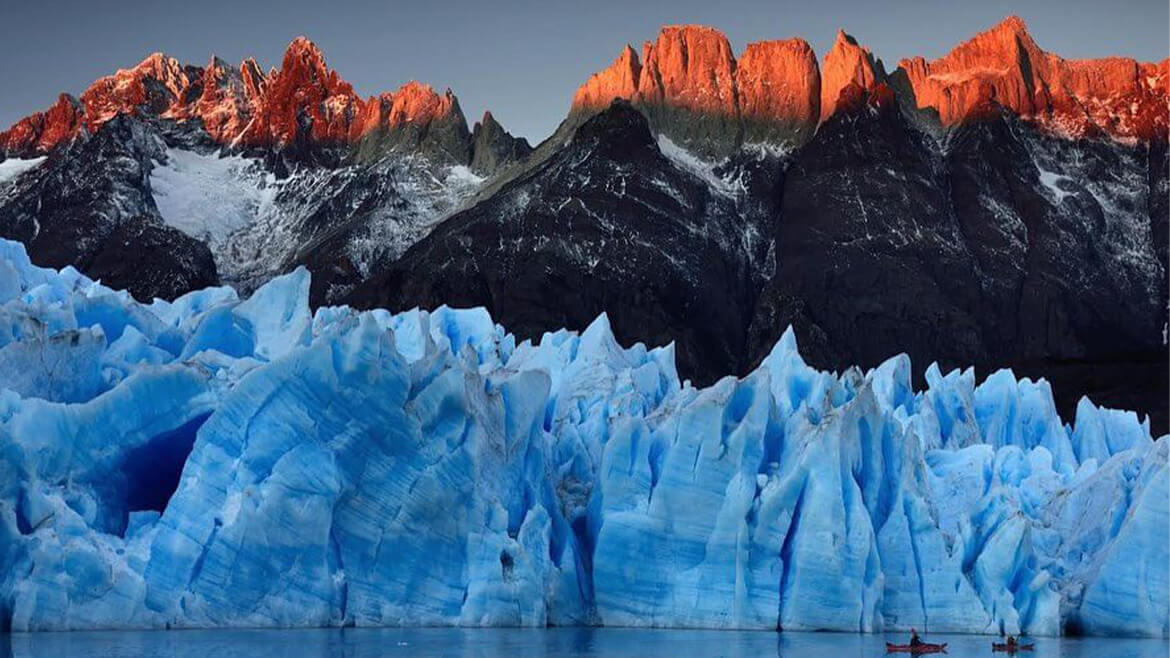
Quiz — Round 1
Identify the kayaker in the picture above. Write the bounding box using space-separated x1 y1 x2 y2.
909 628 922 649
1004 635 1018 651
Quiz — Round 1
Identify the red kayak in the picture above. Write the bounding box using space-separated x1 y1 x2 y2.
886 642 948 653
992 643 1034 652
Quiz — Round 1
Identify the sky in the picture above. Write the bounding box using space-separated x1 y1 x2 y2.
1 0 1167 142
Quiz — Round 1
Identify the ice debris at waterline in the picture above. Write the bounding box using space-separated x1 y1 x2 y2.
0 238 1165 637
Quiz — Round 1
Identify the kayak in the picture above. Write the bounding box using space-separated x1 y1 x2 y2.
992 643 1034 652
886 642 948 653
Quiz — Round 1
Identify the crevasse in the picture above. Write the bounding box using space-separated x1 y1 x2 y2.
0 238 1164 637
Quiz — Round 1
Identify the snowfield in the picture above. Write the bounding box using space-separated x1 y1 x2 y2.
0 238 1164 636
150 148 277 245
147 147 483 298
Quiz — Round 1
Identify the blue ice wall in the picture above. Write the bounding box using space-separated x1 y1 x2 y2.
0 239 1164 637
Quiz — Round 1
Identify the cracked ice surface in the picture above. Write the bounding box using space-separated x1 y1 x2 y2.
0 238 1164 637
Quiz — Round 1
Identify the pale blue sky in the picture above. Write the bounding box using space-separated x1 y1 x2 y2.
1 0 1166 141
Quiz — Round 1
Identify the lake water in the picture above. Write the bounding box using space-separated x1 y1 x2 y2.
4 622 1165 655
2 628 1166 657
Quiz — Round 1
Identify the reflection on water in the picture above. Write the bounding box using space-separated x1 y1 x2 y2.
2 627 1167 658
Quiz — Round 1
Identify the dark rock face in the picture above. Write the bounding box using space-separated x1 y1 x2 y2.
350 96 1168 432
946 112 1165 364
1149 139 1169 276
750 97 1168 431
470 112 533 176
347 87 476 167
348 102 778 382
281 154 474 306
751 92 984 375
86 218 219 301
0 116 218 302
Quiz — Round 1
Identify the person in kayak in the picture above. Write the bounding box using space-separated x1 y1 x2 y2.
1004 635 1018 651
886 631 946 654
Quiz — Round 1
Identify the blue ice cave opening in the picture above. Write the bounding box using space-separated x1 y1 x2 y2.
118 413 210 530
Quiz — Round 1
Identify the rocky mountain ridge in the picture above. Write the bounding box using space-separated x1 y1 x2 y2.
5 17 1165 161
0 37 505 164
0 16 1166 431
570 17 1167 152
898 16 1169 140
0 36 532 304
353 18 1168 431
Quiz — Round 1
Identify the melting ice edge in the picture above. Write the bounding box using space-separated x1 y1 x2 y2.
0 239 1165 636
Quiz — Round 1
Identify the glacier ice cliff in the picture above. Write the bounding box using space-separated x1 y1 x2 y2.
0 238 1165 637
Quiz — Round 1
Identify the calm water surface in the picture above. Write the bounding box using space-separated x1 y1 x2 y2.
3 628 1166 657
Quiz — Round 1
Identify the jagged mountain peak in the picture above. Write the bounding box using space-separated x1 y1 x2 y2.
233 35 359 145
639 25 738 113
280 35 332 77
573 98 656 147
0 93 84 157
833 29 857 45
278 35 339 88
78 51 191 129
286 34 322 54
820 29 884 121
6 17 1164 163
389 80 455 112
925 14 1042 69
571 24 820 155
569 16 1168 148
470 108 533 175
239 57 269 95
133 51 184 73
356 80 465 143
989 14 1031 37
616 43 639 62
571 44 642 113
198 54 237 80
897 15 1167 138
0 36 531 163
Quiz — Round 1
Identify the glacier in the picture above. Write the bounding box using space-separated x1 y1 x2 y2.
0 237 1165 637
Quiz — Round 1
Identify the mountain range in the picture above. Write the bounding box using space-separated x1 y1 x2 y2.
0 15 1166 431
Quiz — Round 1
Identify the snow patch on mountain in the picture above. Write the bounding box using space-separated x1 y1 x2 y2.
446 164 485 187
1037 169 1074 203
656 135 741 197
0 157 46 187
337 160 487 281
1023 131 1164 288
145 146 485 299
150 148 276 244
